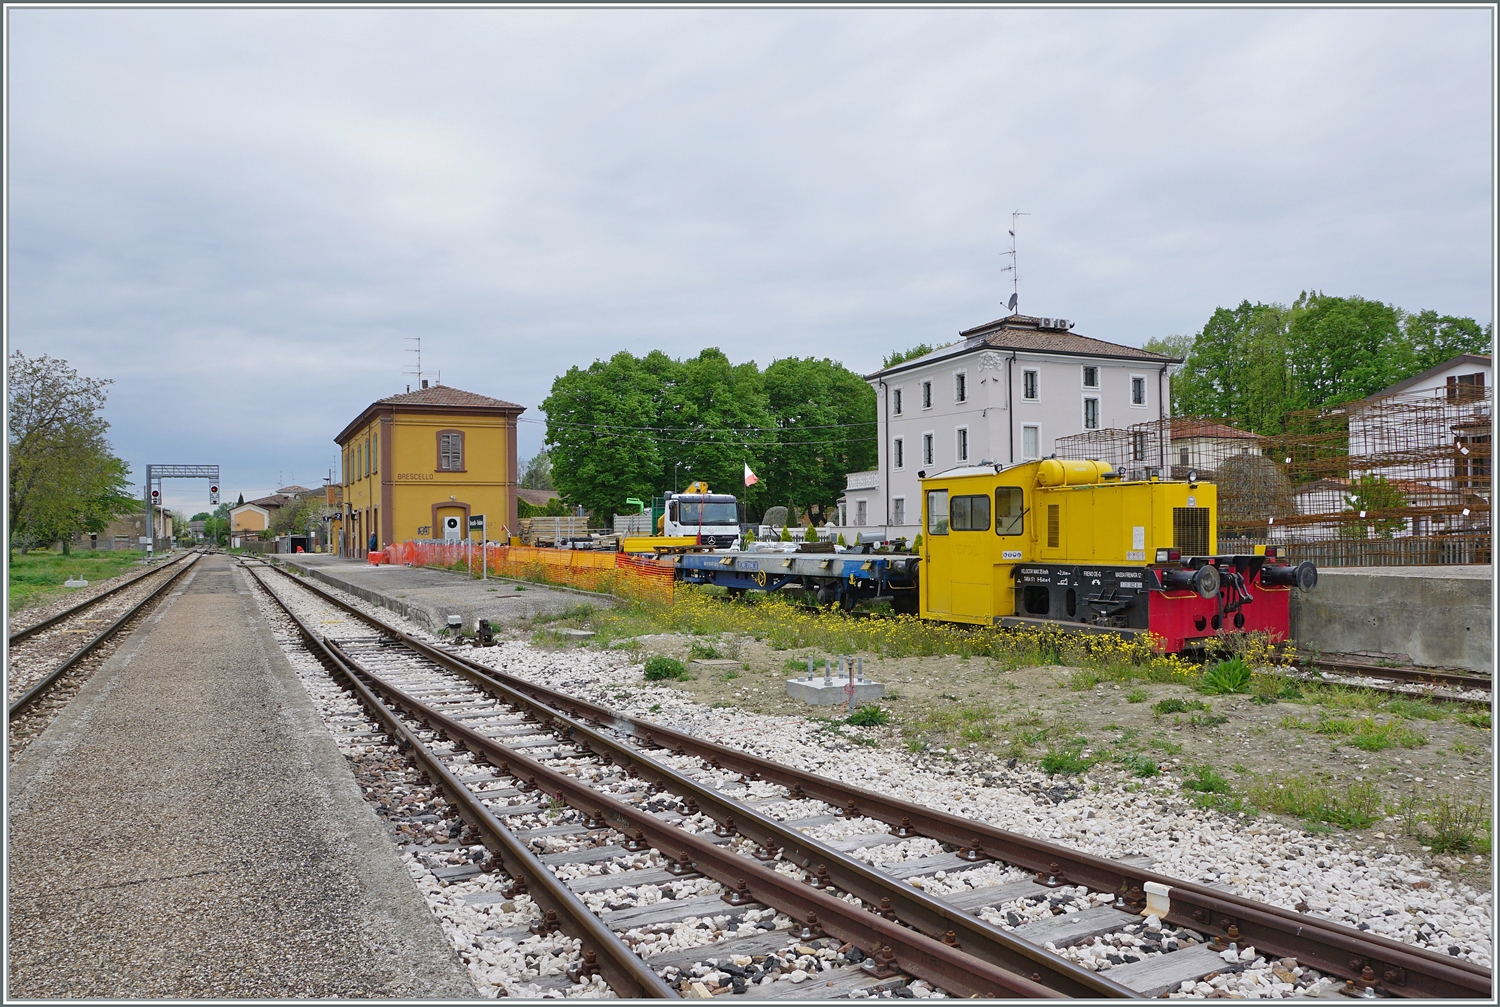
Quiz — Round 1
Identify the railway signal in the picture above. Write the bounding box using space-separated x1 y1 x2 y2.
209 484 220 504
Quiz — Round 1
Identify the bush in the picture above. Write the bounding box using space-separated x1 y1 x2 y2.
846 705 890 727
1199 657 1253 695
1152 697 1209 716
643 656 689 681
687 641 721 660
1040 745 1091 775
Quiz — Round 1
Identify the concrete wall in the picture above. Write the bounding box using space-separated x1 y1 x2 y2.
1290 565 1493 673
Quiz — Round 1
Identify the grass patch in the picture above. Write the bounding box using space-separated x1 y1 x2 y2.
1198 657 1253 695
1181 764 1231 794
846 704 890 727
1116 753 1160 777
1040 743 1091 775
643 656 690 682
1152 698 1210 716
687 641 721 660
1294 714 1429 751
1245 776 1383 829
1458 711 1491 730
1125 688 1149 703
8 548 152 613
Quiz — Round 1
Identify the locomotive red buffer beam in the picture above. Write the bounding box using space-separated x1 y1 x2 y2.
1009 552 1317 654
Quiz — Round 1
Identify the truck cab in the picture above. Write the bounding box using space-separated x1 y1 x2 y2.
660 489 743 549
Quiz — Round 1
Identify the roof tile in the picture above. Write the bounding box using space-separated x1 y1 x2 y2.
378 385 523 410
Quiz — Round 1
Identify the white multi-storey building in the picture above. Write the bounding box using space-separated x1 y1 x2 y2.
857 313 1177 541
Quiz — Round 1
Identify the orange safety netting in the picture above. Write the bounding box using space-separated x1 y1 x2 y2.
381 541 673 604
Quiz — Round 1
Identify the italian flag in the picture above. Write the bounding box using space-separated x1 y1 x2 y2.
744 463 759 487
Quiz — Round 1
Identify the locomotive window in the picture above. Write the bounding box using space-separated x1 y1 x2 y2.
950 494 989 531
926 490 949 535
995 487 1024 535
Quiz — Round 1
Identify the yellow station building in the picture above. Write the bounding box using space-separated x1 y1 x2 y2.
334 382 524 557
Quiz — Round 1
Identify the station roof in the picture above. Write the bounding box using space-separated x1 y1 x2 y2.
336 383 525 444
868 314 1178 379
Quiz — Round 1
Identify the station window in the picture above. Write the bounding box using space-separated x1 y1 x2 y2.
892 497 905 525
893 437 904 470
955 372 967 403
372 432 378 473
1131 375 1147 406
995 487 1024 535
922 381 933 409
438 431 465 471
956 426 969 462
1084 397 1100 430
950 494 990 531
1023 425 1039 460
1022 370 1039 400
922 433 934 466
926 490 949 535
1083 366 1099 388
893 388 903 415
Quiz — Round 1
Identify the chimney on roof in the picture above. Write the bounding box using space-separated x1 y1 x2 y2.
422 379 429 389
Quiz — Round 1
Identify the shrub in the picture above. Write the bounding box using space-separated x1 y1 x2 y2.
805 524 819 543
846 705 891 727
687 641 721 660
1125 688 1149 703
643 656 689 681
1199 657 1253 695
780 525 793 542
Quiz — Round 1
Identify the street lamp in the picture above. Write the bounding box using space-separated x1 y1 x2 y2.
674 461 690 493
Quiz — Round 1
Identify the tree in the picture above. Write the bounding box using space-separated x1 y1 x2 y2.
883 344 937 369
1288 292 1412 407
1404 311 1493 372
1173 301 1296 434
1341 474 1406 539
235 493 244 507
8 352 134 553
191 512 211 522
520 450 554 490
268 491 328 538
761 357 877 526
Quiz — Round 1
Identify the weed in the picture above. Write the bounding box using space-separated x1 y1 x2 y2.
1459 711 1492 730
846 705 891 727
1309 714 1427 751
721 671 739 681
643 656 690 682
1450 740 1474 756
1199 657 1253 695
1182 764 1231 794
1116 753 1159 778
1188 712 1230 727
688 641 722 660
1125 688 1149 704
1251 674 1303 704
1040 745 1091 776
648 703 662 713
905 738 926 753
1149 734 1183 756
1245 776 1383 829
1427 796 1490 854
1231 763 1249 774
1152 698 1209 716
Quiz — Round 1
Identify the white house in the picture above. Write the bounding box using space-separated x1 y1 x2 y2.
864 313 1177 541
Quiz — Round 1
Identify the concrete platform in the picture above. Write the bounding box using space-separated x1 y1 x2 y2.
785 676 887 706
1290 564 1493 673
279 552 615 634
6 554 474 999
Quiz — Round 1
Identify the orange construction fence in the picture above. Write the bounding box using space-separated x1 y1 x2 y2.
383 541 674 604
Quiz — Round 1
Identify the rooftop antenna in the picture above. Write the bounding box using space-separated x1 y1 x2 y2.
1000 209 1029 315
404 336 426 388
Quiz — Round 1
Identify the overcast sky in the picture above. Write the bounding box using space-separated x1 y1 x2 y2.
7 7 1493 516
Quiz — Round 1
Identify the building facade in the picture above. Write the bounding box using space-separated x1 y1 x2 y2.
865 313 1177 540
334 382 524 557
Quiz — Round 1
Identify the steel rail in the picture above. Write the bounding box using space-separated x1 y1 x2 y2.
1305 659 1491 693
244 563 677 999
8 553 203 720
258 560 1494 999
317 636 1064 1000
8 550 196 645
324 626 1133 996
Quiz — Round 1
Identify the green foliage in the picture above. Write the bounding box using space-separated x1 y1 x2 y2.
804 524 819 544
541 349 875 524
1340 474 1407 539
1199 657 1253 695
687 641 721 660
1152 697 1210 716
846 705 891 727
8 549 149 612
882 344 936 369
780 525 793 542
1040 744 1091 775
1246 776 1383 829
1116 753 1160 777
1182 764 1232 794
911 533 922 551
643 656 689 681
1402 793 1491 853
1169 294 1492 434
8 352 134 552
1459 711 1491 729
518 496 570 518
519 449 554 490
1125 688 1149 703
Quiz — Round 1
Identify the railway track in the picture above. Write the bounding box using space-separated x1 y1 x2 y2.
246 559 1493 1000
1301 657 1491 701
8 551 203 759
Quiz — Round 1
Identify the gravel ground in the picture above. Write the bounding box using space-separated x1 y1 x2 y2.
6 556 473 999
254 567 1494 998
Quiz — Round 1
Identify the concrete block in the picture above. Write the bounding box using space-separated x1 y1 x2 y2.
785 676 886 706
1290 565 1492 673
689 658 742 672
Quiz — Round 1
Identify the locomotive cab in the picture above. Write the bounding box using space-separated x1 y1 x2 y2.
919 459 1314 652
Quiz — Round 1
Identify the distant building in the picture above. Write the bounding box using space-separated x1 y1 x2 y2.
73 507 172 551
230 493 295 535
866 313 1177 539
334 381 524 556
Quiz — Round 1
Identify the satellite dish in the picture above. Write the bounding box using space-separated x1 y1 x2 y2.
1007 293 1018 311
